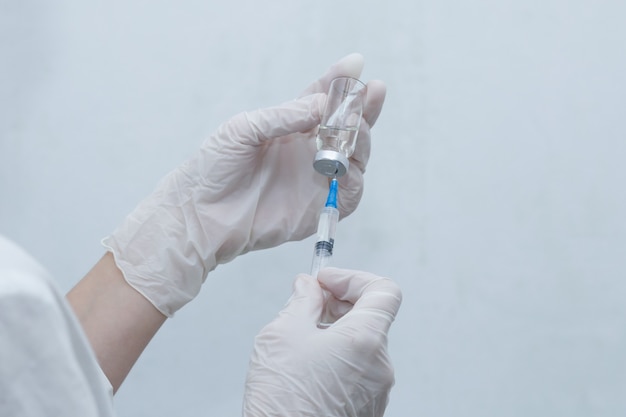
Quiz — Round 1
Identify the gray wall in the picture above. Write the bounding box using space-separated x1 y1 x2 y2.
2 0 625 415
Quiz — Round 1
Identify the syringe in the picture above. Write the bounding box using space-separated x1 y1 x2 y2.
311 179 339 328
310 178 339 278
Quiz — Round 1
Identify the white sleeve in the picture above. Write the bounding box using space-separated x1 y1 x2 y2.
0 236 117 417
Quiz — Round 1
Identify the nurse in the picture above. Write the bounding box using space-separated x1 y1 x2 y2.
0 54 401 417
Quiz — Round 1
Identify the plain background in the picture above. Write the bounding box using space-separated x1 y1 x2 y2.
2 0 625 415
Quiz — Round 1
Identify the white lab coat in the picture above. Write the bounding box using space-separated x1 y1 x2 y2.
0 235 116 416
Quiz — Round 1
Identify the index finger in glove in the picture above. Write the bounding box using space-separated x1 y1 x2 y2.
349 80 387 172
299 53 365 97
362 79 386 129
232 93 325 146
317 267 402 333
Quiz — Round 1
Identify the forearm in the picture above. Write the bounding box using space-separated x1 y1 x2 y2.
66 252 166 392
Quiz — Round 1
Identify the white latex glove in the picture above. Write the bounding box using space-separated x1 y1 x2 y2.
102 54 387 317
243 268 402 417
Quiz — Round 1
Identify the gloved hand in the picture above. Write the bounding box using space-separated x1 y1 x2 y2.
243 268 402 417
102 54 387 317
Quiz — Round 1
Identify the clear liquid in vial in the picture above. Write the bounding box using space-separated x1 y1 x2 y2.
316 125 359 157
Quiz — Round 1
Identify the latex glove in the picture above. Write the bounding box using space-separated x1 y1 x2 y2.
243 268 402 417
102 54 386 317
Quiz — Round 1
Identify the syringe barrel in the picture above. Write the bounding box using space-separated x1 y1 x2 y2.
315 206 339 245
310 206 339 277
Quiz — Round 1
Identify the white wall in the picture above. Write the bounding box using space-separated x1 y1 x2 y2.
2 0 625 415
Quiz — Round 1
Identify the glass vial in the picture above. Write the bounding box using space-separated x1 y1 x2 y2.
313 76 367 177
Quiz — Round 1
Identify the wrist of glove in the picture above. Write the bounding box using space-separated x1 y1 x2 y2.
102 54 386 317
243 268 402 417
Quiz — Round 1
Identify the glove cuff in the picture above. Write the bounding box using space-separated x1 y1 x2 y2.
101 233 211 317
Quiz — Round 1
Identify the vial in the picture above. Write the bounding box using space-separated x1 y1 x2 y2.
313 76 367 177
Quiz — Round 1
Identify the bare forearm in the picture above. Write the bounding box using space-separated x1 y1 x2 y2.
66 252 166 392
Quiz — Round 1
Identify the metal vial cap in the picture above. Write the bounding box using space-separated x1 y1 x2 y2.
313 150 349 177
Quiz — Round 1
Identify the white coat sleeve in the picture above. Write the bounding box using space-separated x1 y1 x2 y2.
0 235 116 417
